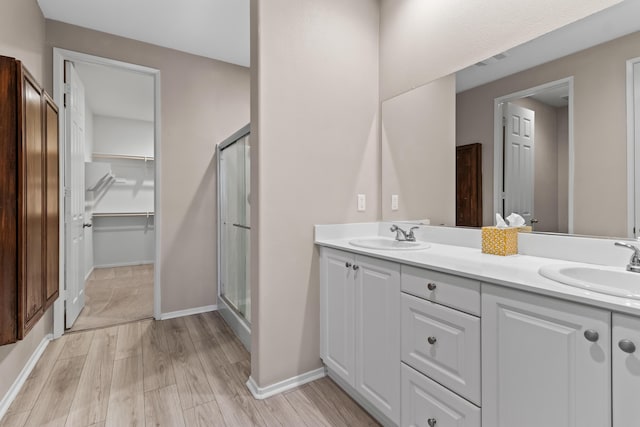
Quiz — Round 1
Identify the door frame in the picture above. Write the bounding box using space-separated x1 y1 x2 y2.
626 56 640 238
52 48 162 338
493 77 574 232
216 124 251 351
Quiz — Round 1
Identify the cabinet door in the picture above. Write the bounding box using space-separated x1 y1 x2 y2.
612 313 640 427
482 284 611 427
19 68 45 337
43 93 59 308
355 255 400 424
320 248 356 386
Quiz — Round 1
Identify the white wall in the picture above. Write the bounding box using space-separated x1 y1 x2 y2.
93 116 154 158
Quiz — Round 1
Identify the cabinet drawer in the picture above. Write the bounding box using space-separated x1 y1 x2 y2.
401 265 480 315
401 292 481 405
401 363 480 427
613 313 640 427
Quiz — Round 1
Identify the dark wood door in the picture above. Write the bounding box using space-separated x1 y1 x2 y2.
44 93 59 308
19 68 45 336
456 143 482 227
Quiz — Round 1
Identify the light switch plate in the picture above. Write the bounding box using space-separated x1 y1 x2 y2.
357 194 366 212
391 194 399 211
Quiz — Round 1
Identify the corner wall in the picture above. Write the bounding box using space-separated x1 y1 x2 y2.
251 0 380 387
45 21 251 314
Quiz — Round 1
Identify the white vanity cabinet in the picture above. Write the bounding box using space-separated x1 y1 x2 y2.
612 313 640 426
320 247 401 425
482 284 611 427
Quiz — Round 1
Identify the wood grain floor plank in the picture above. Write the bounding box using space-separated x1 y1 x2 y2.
254 393 308 427
161 318 214 410
24 356 86 427
183 314 217 343
144 384 185 427
105 356 144 427
58 331 94 360
309 378 380 426
65 326 118 427
115 321 143 360
141 320 176 392
284 384 335 427
0 411 29 427
182 401 226 427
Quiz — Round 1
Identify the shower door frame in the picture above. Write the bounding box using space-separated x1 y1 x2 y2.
217 124 251 351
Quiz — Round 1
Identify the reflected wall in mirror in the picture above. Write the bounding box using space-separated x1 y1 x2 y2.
382 1 640 239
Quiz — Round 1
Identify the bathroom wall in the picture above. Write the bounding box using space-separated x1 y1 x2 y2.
250 0 380 387
456 30 640 237
557 106 569 233
379 0 621 101
0 0 53 410
46 21 251 314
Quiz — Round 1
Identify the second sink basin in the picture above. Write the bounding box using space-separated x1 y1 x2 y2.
349 237 430 251
539 264 640 299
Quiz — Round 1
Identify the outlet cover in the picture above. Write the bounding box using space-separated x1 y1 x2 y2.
391 194 399 211
357 194 366 212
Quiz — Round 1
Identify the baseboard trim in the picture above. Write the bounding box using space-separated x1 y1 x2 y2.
159 305 217 320
84 266 95 281
246 367 327 400
0 334 52 420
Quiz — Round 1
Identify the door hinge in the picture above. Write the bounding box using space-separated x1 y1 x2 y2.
502 116 506 126
64 83 71 94
501 192 506 199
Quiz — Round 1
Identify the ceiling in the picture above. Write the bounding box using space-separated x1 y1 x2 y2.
37 0 250 67
456 0 640 92
74 62 154 122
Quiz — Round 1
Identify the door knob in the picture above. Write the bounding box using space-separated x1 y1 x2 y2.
584 329 599 342
619 339 636 354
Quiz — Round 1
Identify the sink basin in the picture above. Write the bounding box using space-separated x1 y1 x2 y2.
539 264 640 299
349 237 430 251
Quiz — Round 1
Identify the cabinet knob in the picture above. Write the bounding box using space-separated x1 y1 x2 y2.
584 329 599 342
352 265 359 271
619 339 637 354
427 282 437 291
345 262 352 268
427 418 437 427
427 336 437 345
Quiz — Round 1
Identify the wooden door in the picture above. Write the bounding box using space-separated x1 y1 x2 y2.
320 248 356 387
612 313 640 426
504 102 535 224
355 255 400 424
18 67 45 337
43 93 59 308
456 143 482 226
482 284 611 427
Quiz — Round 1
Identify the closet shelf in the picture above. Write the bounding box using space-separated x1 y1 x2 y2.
92 212 155 217
93 153 154 162
85 162 115 192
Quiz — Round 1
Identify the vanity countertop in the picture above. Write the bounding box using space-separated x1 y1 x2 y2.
315 234 640 316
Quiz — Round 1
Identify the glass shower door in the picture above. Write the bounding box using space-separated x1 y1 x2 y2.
220 134 251 323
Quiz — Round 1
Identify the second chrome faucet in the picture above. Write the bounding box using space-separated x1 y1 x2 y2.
390 224 419 242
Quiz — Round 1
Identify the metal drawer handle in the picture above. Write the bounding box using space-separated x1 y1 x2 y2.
352 265 359 271
584 329 599 342
345 262 352 268
427 282 437 291
427 336 437 345
427 418 437 427
619 339 637 354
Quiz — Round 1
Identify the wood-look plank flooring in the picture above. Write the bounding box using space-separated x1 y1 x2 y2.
1 312 380 427
70 265 154 332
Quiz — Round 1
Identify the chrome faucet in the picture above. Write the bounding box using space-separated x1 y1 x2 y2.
615 242 640 273
390 224 419 242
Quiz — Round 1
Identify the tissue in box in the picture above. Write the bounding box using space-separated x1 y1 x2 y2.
482 226 518 256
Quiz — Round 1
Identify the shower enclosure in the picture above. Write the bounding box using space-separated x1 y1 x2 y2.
217 125 251 350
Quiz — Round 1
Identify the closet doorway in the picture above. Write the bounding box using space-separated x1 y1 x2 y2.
53 49 161 336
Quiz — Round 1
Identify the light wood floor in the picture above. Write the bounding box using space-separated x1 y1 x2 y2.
1 312 380 427
70 265 154 332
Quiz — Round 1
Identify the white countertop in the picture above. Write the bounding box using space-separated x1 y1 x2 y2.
315 232 640 316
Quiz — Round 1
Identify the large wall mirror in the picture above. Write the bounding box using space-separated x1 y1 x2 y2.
382 1 640 239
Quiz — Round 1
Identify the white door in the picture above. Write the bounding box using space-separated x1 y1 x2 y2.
634 62 640 238
64 61 86 328
482 284 611 427
354 255 400 424
612 313 640 426
320 248 356 386
504 102 535 225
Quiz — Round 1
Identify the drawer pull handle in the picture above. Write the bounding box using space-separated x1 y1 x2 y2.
584 329 599 342
345 262 352 268
427 336 437 345
427 282 437 291
427 418 437 427
352 265 359 271
619 339 637 354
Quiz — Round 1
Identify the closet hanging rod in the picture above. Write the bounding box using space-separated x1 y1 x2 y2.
92 212 155 218
93 153 155 162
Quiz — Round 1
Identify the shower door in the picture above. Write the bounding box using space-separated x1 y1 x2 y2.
218 125 251 329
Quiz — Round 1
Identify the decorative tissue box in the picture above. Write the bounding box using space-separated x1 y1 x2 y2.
482 226 518 256
518 226 533 233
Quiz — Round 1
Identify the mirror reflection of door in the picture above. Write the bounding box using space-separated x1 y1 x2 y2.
456 143 482 227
